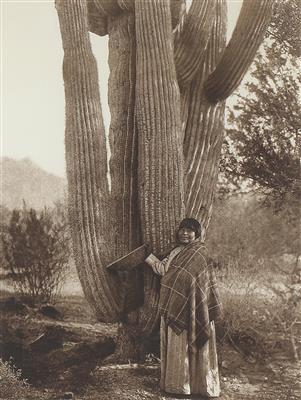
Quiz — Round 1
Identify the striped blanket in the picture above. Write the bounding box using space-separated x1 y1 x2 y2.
159 240 222 348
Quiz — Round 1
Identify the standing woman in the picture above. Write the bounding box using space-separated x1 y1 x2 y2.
145 218 222 397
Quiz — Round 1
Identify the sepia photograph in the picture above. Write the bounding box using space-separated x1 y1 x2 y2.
1 0 300 399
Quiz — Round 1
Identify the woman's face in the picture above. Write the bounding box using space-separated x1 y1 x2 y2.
177 227 196 245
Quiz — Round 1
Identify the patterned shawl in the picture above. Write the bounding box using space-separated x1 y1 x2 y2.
159 240 222 348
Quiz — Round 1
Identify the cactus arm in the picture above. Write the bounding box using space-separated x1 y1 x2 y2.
135 0 184 253
108 13 141 256
87 0 127 36
135 0 185 333
184 0 227 230
56 0 121 321
174 0 217 88
87 0 108 36
91 0 121 16
204 0 274 103
117 0 134 11
170 0 185 29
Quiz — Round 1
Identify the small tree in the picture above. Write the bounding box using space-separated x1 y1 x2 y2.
0 205 11 276
2 204 70 305
220 0 301 212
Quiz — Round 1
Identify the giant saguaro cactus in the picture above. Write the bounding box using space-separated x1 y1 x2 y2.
56 0 274 334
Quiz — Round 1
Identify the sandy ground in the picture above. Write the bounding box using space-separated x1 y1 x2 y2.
1 267 300 400
35 354 301 400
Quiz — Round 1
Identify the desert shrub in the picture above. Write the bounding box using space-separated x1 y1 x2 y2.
207 194 299 265
263 255 301 361
217 255 301 361
0 358 29 399
1 204 70 305
206 194 300 360
0 358 48 400
0 206 11 279
217 258 272 356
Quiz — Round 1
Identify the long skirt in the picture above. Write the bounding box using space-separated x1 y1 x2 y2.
160 318 220 396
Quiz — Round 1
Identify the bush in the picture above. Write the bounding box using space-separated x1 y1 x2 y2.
0 358 29 399
217 256 301 361
208 194 299 265
1 204 70 305
0 358 49 400
207 195 300 360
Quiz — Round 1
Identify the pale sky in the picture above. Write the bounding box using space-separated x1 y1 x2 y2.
2 0 243 177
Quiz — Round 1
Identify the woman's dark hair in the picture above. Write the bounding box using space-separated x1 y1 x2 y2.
178 218 202 238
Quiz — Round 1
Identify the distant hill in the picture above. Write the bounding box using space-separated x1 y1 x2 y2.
1 157 66 209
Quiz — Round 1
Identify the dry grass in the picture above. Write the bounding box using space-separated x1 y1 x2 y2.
217 255 301 360
0 359 49 400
